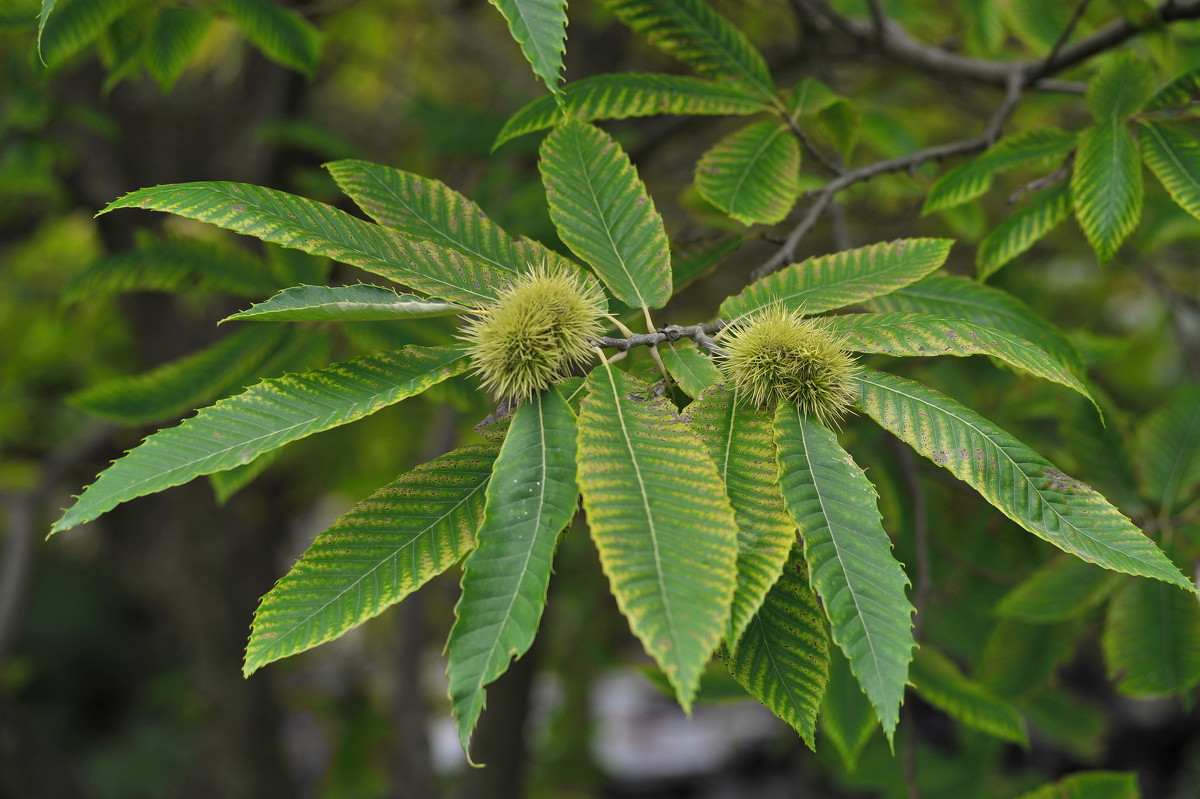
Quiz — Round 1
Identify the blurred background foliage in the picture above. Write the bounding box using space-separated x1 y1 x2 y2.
1 0 1199 797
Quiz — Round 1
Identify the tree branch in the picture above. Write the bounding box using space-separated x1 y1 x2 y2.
594 322 727 357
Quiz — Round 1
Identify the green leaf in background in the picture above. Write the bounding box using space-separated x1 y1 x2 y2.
1071 122 1143 263
977 619 1079 700
725 546 829 749
38 0 135 68
144 5 212 92
1014 771 1138 799
540 118 672 309
100 183 513 305
1138 122 1200 223
998 0 1071 52
244 443 499 675
671 234 742 292
1135 384 1200 515
720 238 953 321
1146 65 1200 110
995 556 1121 624
576 366 739 709
1086 53 1156 121
774 405 915 742
822 312 1096 408
862 275 1084 375
683 386 796 645
222 0 321 76
494 73 766 147
487 0 567 94
909 645 1028 745
661 346 722 398
223 284 468 323
695 121 799 226
1104 576 1200 696
856 369 1193 591
51 346 469 535
447 389 578 756
601 0 776 101
209 448 283 505
819 644 878 772
976 182 1071 280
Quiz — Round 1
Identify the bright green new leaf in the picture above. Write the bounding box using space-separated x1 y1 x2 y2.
856 369 1193 590
447 389 578 756
661 346 721 398
223 284 468 323
1086 53 1156 121
601 0 775 101
774 405 915 742
1136 385 1200 515
819 644 878 772
576 366 739 709
244 443 499 675
38 0 135 68
222 0 321 76
996 556 1121 624
51 346 469 535
1015 771 1138 799
144 5 213 92
720 238 953 322
725 546 829 749
540 119 671 309
683 387 796 645
494 73 766 147
99 182 513 305
695 121 799 226
1071 122 1143 263
909 644 1028 745
488 0 567 94
977 181 1071 280
1104 576 1200 696
1138 122 1200 223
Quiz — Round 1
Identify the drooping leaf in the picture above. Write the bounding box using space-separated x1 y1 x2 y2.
601 0 775 101
995 556 1121 623
909 644 1028 745
221 0 321 76
774 405 915 742
1135 385 1200 515
856 369 1193 590
695 121 799 226
1146 66 1200 111
1104 575 1200 696
223 284 468 323
1086 53 1155 121
1138 122 1200 223
39 0 135 68
671 234 742 292
447 389 578 755
725 546 829 749
1071 121 1143 263
978 619 1079 699
819 644 878 772
488 0 567 94
540 118 671 309
494 73 765 147
576 365 739 709
863 275 1084 375
642 661 748 704
209 448 283 504
1014 771 1139 799
99 183 513 305
720 238 953 321
36 0 55 61
683 386 796 645
661 346 721 398
822 312 1095 407
244 443 499 675
976 181 1071 280
143 5 212 92
52 346 469 535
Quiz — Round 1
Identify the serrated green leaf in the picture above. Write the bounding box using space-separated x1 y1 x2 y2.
823 312 1095 407
223 284 468 323
1014 771 1139 799
221 0 320 76
672 234 742 292
577 365 739 709
100 183 513 305
601 0 775 101
1146 66 1200 111
683 387 796 645
661 346 721 398
695 121 799 226
819 644 877 772
1138 122 1200 222
494 73 765 147
725 546 829 748
244 443 498 675
1087 54 1156 121
787 76 840 117
977 181 1071 280
909 644 1027 745
540 118 671 308
488 0 567 94
1071 122 1143 263
52 346 469 535
39 0 135 68
774 405 914 742
36 0 55 60
448 389 578 756
143 5 212 92
1136 385 1200 515
995 556 1121 623
856 369 1192 590
863 275 1084 375
720 239 953 322
1104 576 1200 696
978 619 1079 699
642 661 748 704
